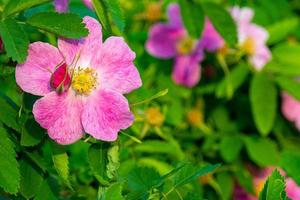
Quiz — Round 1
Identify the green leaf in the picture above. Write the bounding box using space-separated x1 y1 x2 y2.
250 73 277 135
106 144 120 179
216 172 234 200
259 169 288 200
50 142 72 189
272 43 300 67
27 12 88 38
280 151 300 186
21 118 45 147
179 0 204 38
265 60 300 76
88 142 110 185
267 17 299 45
0 97 20 132
244 136 279 167
3 0 51 17
0 127 20 194
276 76 300 101
34 178 58 200
216 62 249 99
173 163 220 188
92 0 111 35
0 18 29 63
101 183 124 200
19 159 43 199
103 0 125 32
202 2 237 46
220 135 243 162
0 73 22 106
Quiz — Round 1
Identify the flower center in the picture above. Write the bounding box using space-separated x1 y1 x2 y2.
176 36 196 55
145 107 164 126
71 67 97 95
145 3 162 22
241 37 255 55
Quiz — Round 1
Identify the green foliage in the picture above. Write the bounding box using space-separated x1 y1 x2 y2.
280 151 300 186
179 0 204 38
0 127 20 194
3 0 51 17
259 169 289 200
220 135 243 162
276 76 300 101
100 183 124 200
27 12 89 38
244 136 279 167
202 2 237 46
103 0 125 32
0 18 29 63
250 73 277 136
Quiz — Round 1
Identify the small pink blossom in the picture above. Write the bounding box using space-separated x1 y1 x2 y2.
146 3 223 87
281 92 300 130
54 0 93 12
230 6 271 70
16 16 142 145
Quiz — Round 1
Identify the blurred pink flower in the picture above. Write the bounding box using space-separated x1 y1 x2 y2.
146 3 223 87
230 6 271 70
233 167 300 200
16 16 142 145
281 92 300 130
54 0 93 12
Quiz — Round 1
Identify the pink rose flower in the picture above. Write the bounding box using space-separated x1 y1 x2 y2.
54 0 93 12
146 3 223 87
230 6 271 70
281 92 300 130
16 16 142 145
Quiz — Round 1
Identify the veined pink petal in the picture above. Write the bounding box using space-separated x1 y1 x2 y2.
81 89 134 141
58 16 102 67
33 91 84 145
82 0 93 10
93 36 142 94
54 0 69 13
16 42 63 96
172 55 201 87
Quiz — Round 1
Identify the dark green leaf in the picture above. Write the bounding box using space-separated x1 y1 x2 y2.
103 0 125 32
19 159 43 199
280 151 300 186
0 127 20 194
0 18 29 63
250 73 277 135
0 97 20 131
21 118 45 147
92 0 111 35
3 0 51 17
27 12 89 38
179 0 204 38
276 76 300 101
202 2 237 46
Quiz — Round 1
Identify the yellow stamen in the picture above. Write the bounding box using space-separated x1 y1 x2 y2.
71 68 97 95
176 37 196 55
241 37 255 55
199 173 212 185
187 108 203 126
145 107 164 126
145 3 162 22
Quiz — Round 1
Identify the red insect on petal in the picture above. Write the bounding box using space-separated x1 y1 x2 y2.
50 63 71 93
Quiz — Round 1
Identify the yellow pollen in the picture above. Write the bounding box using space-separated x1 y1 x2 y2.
176 37 195 55
241 37 255 55
187 109 203 126
145 107 165 126
71 68 97 95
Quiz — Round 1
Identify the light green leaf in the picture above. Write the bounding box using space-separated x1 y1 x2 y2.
92 0 111 35
106 144 120 179
0 127 20 194
19 159 43 199
101 183 124 200
276 76 300 101
3 0 51 17
179 0 204 38
250 73 277 135
27 12 88 38
272 43 300 67
244 136 279 167
265 60 300 76
202 2 237 46
50 142 72 189
259 169 288 200
267 17 298 45
0 18 29 63
280 151 300 186
220 135 243 162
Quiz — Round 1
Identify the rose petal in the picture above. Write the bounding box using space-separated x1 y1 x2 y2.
16 42 63 96
92 36 141 94
82 89 134 141
33 91 84 145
